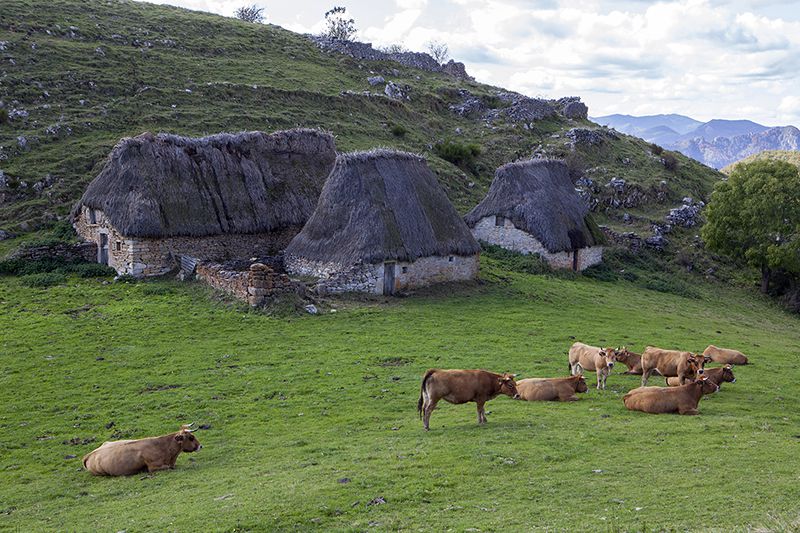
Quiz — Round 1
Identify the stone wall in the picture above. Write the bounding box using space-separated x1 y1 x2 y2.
286 254 479 294
74 207 300 276
10 240 97 263
471 216 603 271
196 261 300 306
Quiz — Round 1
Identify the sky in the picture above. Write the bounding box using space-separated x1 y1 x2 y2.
140 0 800 126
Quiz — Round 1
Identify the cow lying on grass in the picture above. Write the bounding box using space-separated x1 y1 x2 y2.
417 369 519 430
623 375 719 415
666 364 736 390
568 342 617 390
641 346 707 386
614 347 643 375
515 374 588 402
704 345 749 365
83 424 201 476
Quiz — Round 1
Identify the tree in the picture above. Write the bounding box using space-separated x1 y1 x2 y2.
323 6 356 41
234 5 264 23
381 43 408 54
702 160 800 293
426 40 449 64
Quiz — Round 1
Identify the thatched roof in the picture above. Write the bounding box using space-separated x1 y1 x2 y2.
285 150 480 265
464 159 602 252
73 129 336 238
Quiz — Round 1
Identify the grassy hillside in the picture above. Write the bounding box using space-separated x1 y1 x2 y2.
1 257 799 531
0 0 721 235
721 149 800 174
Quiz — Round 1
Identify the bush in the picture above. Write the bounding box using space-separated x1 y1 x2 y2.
389 124 407 137
19 272 67 288
234 4 264 23
582 263 619 282
650 143 664 155
115 274 138 284
434 140 481 168
323 6 356 41
662 153 678 171
72 263 116 278
0 108 8 124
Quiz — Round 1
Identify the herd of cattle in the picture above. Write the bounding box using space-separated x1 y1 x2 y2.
417 342 747 430
81 343 747 475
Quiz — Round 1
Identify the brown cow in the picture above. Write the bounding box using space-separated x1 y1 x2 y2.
703 345 749 365
417 369 519 430
623 376 719 415
516 374 588 402
666 365 736 390
640 346 705 386
83 424 202 476
567 342 617 390
615 347 643 375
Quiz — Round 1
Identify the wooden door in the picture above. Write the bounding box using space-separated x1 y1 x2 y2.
99 233 109 265
383 262 396 295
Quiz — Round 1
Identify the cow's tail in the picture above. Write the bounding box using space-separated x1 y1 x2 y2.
418 369 436 418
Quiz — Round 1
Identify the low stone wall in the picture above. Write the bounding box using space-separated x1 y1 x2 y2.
196 262 301 306
10 241 97 263
287 254 479 294
75 207 300 276
471 216 603 271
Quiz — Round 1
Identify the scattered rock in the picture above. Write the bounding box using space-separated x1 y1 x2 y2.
644 235 668 251
63 437 96 446
304 304 319 315
337 477 351 484
64 455 77 460
16 136 28 150
367 496 386 506
199 424 212 430
0 229 14 241
214 494 234 501
384 81 408 100
367 75 384 86
666 202 702 228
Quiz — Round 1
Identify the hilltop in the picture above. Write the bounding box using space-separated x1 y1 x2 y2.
0 0 722 237
721 149 800 174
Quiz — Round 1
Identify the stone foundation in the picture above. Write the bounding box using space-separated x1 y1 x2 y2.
74 207 300 276
471 216 603 271
286 254 480 294
196 261 301 306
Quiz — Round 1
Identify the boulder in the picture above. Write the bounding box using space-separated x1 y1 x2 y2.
367 75 384 86
384 81 407 100
562 100 588 119
441 60 474 80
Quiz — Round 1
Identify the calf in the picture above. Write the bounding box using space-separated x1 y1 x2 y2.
615 347 643 375
666 365 736 390
623 376 719 415
516 374 588 402
568 342 617 390
83 424 201 476
640 346 705 386
703 345 749 365
417 369 519 430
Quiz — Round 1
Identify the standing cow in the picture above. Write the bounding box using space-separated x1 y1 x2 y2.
515 374 588 402
640 346 705 386
568 342 617 390
417 369 519 430
83 424 202 476
703 345 749 365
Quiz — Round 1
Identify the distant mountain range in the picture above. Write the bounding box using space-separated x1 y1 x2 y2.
592 113 800 169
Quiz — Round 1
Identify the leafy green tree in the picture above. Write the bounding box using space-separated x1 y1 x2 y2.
702 160 800 293
323 6 356 41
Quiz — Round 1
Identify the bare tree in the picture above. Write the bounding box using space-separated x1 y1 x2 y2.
426 40 449 64
381 43 408 54
323 6 357 41
234 4 264 23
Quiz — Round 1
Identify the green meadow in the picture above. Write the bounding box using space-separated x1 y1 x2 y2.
2 257 799 531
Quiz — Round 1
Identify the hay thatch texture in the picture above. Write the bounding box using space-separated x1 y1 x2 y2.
73 129 336 237
464 159 600 252
286 150 480 265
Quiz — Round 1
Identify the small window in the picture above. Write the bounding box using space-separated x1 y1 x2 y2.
115 241 122 252
494 215 504 227
402 266 408 274
448 256 454 262
88 209 97 224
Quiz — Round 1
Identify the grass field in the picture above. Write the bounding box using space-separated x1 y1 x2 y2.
2 256 799 531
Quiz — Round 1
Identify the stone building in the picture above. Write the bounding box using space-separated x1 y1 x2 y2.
285 150 481 294
72 129 336 276
465 159 605 271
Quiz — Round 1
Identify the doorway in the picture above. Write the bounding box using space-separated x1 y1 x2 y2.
99 233 109 265
383 262 396 295
572 249 579 271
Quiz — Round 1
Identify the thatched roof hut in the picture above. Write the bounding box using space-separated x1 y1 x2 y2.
286 149 480 267
465 159 602 253
73 129 336 238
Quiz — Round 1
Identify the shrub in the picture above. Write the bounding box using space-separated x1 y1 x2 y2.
389 124 407 137
426 40 449 64
19 272 67 288
323 6 356 41
434 140 481 168
662 153 678 171
73 263 116 278
115 274 138 284
582 263 619 282
381 44 407 54
0 108 8 124
234 4 264 23
650 143 664 155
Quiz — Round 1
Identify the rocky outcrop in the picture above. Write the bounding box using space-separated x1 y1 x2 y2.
666 198 704 228
441 59 473 81
558 97 588 119
447 90 588 125
565 127 619 148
